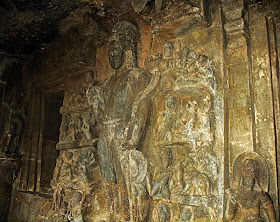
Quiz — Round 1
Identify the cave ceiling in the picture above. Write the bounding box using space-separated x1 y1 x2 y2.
0 0 216 56
0 0 136 55
0 0 270 56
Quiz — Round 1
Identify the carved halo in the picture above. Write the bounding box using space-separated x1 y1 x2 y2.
232 151 269 192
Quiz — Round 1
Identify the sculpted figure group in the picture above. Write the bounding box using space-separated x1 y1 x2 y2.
51 20 277 222
84 21 219 221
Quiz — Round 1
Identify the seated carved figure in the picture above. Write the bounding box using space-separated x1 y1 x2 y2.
226 159 276 222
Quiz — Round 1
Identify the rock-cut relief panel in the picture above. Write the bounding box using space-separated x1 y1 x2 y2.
57 87 98 150
145 41 219 221
50 148 99 221
50 79 101 222
226 152 277 222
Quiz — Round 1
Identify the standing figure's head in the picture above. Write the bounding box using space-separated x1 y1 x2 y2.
109 21 138 69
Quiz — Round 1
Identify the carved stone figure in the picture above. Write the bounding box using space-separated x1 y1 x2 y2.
51 149 97 221
226 156 276 222
81 112 95 143
59 112 70 142
195 94 212 141
151 148 173 200
152 201 173 222
121 150 152 221
93 21 152 183
159 41 176 90
179 100 198 139
86 83 104 118
169 162 184 195
58 87 98 148
156 96 178 142
84 21 158 221
51 151 81 221
156 202 171 222
174 48 215 91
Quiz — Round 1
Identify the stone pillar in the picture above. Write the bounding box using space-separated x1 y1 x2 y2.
249 3 280 218
222 0 254 186
222 1 280 220
19 89 44 191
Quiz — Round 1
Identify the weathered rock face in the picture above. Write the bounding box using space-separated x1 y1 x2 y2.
1 0 280 221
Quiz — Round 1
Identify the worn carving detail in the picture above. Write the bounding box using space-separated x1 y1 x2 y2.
50 77 101 221
226 152 276 222
57 87 98 149
89 21 153 184
120 150 152 221
83 21 157 221
52 34 219 221
50 148 98 221
3 1 280 221
145 40 218 221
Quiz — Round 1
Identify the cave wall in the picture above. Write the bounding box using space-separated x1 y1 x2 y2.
5 0 280 221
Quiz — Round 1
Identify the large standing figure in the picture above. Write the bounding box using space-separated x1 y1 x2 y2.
94 21 151 183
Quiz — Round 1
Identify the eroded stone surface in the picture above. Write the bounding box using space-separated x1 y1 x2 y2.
1 0 280 222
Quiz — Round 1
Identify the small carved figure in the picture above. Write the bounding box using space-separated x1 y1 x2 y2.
179 100 198 139
51 149 96 221
120 150 151 222
69 114 82 141
169 162 184 195
157 202 171 222
151 149 173 200
156 96 178 142
176 47 190 70
196 142 218 182
226 159 276 222
51 152 79 219
183 170 210 195
195 94 212 141
159 41 176 90
163 41 174 60
59 112 71 142
86 72 104 117
185 51 198 77
81 112 95 143
181 207 193 221
196 54 214 79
